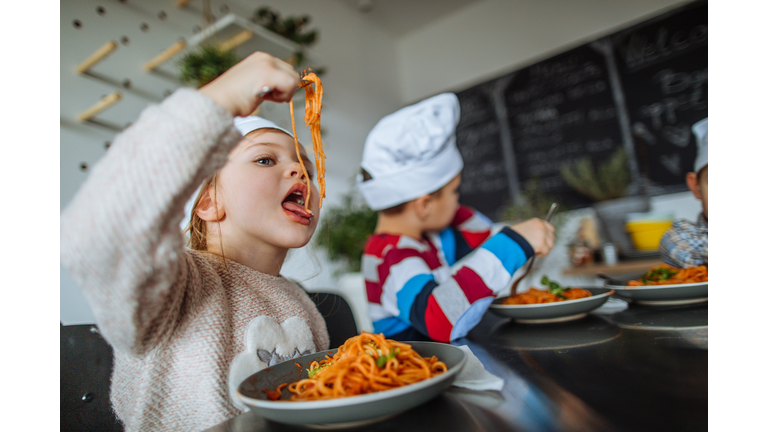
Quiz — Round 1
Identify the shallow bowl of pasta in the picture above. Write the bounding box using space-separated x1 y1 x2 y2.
605 281 708 305
235 338 466 426
605 265 708 305
489 287 614 323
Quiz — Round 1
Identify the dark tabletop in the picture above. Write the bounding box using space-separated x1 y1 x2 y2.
205 299 707 432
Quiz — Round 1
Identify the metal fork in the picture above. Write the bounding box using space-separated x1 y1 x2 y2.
256 79 313 98
509 203 558 297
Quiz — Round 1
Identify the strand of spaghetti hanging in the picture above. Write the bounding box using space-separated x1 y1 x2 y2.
288 69 326 214
288 99 312 213
301 69 326 209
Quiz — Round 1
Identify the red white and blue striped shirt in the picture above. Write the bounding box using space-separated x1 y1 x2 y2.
362 206 533 342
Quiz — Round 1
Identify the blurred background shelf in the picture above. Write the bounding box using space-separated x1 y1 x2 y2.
150 13 315 78
561 258 664 278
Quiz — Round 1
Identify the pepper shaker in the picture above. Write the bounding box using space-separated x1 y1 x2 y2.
603 243 617 266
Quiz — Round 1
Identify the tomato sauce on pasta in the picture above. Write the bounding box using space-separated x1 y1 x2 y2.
289 69 326 212
266 332 447 401
627 264 707 286
501 287 592 305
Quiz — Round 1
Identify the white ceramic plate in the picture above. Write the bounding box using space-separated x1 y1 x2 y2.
605 281 708 305
235 342 466 427
488 287 614 323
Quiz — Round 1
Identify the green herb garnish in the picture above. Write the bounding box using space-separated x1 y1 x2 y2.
541 275 570 299
641 267 679 284
307 362 331 378
375 348 400 368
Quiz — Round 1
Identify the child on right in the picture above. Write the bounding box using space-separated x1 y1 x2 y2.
357 93 555 343
659 118 708 267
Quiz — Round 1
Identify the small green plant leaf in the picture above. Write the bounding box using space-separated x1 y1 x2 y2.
178 44 239 88
560 147 630 202
315 190 377 274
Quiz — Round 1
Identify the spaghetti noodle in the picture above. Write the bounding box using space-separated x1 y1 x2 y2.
263 383 287 401
278 332 447 401
501 275 592 305
627 264 707 286
289 69 326 212
501 287 592 305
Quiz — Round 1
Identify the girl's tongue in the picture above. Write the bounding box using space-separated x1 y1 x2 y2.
282 201 313 218
282 189 313 224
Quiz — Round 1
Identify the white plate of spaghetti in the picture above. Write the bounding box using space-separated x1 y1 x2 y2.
489 287 615 323
605 264 708 305
489 276 614 323
235 333 467 426
606 282 708 305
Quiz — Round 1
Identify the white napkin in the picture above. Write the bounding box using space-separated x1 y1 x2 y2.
451 345 504 391
594 297 629 314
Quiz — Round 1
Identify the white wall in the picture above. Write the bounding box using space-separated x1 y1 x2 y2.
396 0 694 103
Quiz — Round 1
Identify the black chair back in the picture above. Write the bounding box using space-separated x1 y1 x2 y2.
61 324 123 431
309 292 360 348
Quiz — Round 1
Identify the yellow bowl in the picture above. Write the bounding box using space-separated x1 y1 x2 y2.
625 220 672 251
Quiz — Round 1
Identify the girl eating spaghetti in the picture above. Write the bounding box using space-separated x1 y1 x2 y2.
60 52 330 432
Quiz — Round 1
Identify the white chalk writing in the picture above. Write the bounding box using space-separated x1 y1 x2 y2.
585 137 613 152
659 153 682 176
620 25 707 70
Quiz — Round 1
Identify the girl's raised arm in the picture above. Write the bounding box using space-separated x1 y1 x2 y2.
60 52 299 356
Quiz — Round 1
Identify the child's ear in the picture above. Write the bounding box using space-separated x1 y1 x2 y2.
686 172 702 200
412 195 433 220
195 186 226 222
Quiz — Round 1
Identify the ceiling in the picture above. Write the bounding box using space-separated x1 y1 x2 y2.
336 0 483 36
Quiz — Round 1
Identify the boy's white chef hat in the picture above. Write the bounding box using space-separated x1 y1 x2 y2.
692 118 708 174
181 116 297 232
357 93 464 211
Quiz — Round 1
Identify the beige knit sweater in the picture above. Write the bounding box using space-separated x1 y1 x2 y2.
60 89 330 431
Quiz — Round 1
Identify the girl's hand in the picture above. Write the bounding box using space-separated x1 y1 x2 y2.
510 218 556 257
199 52 300 117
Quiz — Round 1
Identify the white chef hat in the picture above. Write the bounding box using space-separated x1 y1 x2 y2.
691 118 708 174
233 115 294 139
181 116 298 232
357 93 463 211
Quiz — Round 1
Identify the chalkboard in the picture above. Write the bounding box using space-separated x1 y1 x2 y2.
613 2 708 193
454 83 512 217
454 0 707 221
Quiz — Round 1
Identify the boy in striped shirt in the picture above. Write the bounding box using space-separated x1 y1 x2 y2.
356 93 555 343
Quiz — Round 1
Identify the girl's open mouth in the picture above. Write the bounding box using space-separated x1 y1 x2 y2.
282 183 313 225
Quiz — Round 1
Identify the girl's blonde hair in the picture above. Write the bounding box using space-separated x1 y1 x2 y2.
184 174 220 251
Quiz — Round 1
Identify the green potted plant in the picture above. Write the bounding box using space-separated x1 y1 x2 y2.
560 147 631 202
251 7 325 75
560 147 648 254
313 188 377 333
178 44 239 88
315 189 377 275
502 177 567 229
